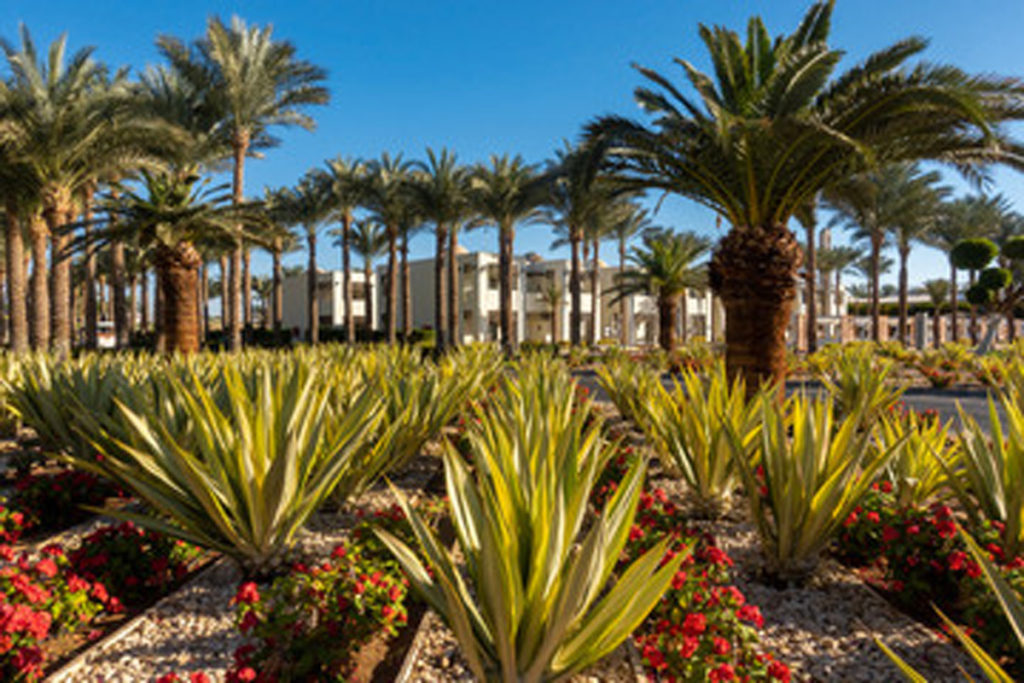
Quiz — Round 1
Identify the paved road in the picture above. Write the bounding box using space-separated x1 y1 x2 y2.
575 372 1005 432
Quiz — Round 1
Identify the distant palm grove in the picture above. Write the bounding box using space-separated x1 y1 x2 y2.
2 1 1024 388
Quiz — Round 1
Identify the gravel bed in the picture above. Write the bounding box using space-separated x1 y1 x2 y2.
653 477 982 682
51 454 443 682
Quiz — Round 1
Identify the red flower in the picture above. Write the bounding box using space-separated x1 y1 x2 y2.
709 663 735 681
191 674 211 683
712 636 731 655
234 667 257 682
736 604 764 628
679 635 699 658
239 610 260 634
866 511 881 524
382 605 395 620
629 525 644 541
234 582 260 605
882 526 900 543
948 551 966 571
156 675 180 683
682 612 706 637
768 660 791 681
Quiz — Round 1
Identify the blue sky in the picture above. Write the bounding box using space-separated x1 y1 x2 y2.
3 0 1024 290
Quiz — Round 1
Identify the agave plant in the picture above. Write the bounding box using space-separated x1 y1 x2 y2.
874 412 960 509
594 354 661 428
74 361 385 574
948 396 1024 558
636 361 761 518
878 529 1024 682
819 345 904 425
728 395 904 581
376 357 683 682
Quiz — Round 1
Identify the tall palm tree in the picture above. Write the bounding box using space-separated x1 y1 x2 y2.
469 155 546 354
324 157 364 344
0 27 156 356
887 169 948 344
606 204 651 345
0 159 31 352
276 173 334 344
351 219 387 336
589 1 1024 387
159 15 328 350
410 148 469 352
544 141 615 347
923 279 949 348
816 245 860 320
612 231 711 351
91 170 242 352
363 153 413 344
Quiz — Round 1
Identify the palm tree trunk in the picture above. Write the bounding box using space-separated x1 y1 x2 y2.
272 240 283 334
435 222 448 352
711 225 801 392
364 258 374 337
658 295 678 351
448 228 459 347
590 238 600 345
83 185 98 350
155 243 201 354
111 240 128 348
805 222 817 353
243 245 252 329
5 202 28 353
619 236 627 347
29 213 50 352
43 202 72 357
386 226 398 344
933 306 942 349
870 234 882 343
140 270 149 333
198 261 207 344
229 131 249 351
681 289 688 343
128 274 137 339
898 247 909 345
499 225 515 354
569 229 582 347
342 212 354 344
401 232 412 341
968 269 978 345
308 229 318 344
154 269 166 353
950 264 959 343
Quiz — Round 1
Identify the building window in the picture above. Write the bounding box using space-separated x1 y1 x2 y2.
487 265 499 290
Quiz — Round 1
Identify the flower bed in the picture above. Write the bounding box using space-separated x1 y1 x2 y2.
835 486 1023 675
7 469 126 539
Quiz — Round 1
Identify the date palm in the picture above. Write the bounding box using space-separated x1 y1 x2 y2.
816 245 860 319
0 153 32 352
589 1 1024 387
363 153 414 344
261 187 299 335
410 148 470 352
606 204 652 345
469 155 547 354
351 218 387 336
323 157 365 344
612 230 711 351
159 15 328 350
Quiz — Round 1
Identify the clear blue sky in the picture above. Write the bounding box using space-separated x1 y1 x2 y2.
3 0 1023 291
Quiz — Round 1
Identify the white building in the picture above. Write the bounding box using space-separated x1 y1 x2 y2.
281 269 377 337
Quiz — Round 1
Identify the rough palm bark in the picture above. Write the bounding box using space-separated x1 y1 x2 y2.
243 246 252 329
401 231 412 340
5 202 28 353
341 212 354 344
111 240 128 348
658 295 678 351
83 185 98 349
307 230 318 344
154 270 166 352
710 225 801 391
29 214 50 351
155 242 202 353
447 228 459 347
500 227 516 352
198 261 207 344
228 131 248 351
434 223 448 352
869 233 883 342
128 274 137 337
898 246 910 344
44 198 73 357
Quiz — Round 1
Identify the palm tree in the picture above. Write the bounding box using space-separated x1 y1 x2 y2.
887 168 948 344
606 204 651 345
276 173 334 344
0 27 157 356
363 153 413 344
92 170 242 352
544 141 616 347
0 160 31 352
410 148 469 352
923 279 949 348
816 245 860 320
588 1 1024 387
794 201 820 353
469 155 546 354
542 283 563 344
351 219 387 336
159 15 328 350
613 231 711 351
261 187 299 335
324 157 364 344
